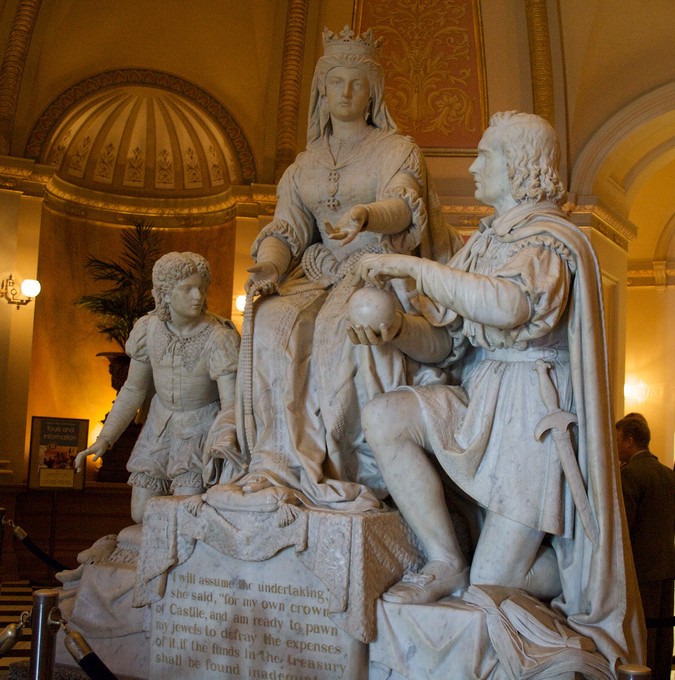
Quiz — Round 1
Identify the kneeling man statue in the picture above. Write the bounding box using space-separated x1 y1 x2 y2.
353 111 645 673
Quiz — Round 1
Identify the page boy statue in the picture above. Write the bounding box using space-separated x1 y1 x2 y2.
75 251 243 523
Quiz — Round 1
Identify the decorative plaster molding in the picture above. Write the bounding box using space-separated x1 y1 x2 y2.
627 259 675 288
565 195 636 250
442 203 491 227
0 154 52 195
44 174 238 227
572 82 675 194
24 69 256 184
274 0 308 182
524 0 555 125
0 0 41 154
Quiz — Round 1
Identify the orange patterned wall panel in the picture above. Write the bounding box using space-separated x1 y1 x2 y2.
354 0 487 155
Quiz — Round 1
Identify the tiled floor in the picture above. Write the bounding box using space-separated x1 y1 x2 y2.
0 581 33 671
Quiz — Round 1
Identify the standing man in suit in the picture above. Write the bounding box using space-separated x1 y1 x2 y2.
617 413 675 679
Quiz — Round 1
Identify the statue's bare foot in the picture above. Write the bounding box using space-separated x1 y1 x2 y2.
382 561 469 604
238 473 274 494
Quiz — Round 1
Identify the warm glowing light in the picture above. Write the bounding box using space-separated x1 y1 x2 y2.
20 278 41 297
235 294 246 313
624 379 649 404
89 422 103 447
0 273 40 309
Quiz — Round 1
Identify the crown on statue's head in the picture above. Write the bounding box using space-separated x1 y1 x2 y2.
322 26 383 59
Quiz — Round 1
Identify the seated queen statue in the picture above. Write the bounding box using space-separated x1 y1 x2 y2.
221 26 461 512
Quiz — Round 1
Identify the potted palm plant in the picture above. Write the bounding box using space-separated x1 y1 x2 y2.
76 219 161 481
77 219 161 353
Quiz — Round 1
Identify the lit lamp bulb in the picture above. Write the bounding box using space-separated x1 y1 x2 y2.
20 279 41 298
235 294 246 313
1 274 41 309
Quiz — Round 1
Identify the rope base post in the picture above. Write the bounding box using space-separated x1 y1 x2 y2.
617 663 651 679
29 588 60 680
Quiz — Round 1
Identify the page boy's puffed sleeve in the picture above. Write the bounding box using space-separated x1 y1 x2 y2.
208 322 240 379
124 314 151 363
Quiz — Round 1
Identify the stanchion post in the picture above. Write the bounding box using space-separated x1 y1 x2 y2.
617 663 651 679
29 588 60 680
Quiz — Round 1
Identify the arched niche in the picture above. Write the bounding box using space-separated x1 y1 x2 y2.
25 70 253 437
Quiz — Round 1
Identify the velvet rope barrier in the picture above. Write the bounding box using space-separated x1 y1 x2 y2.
1 514 71 572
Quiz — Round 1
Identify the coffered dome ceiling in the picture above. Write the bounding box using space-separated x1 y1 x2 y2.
34 75 255 226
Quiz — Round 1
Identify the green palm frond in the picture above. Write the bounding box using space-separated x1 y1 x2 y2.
76 220 162 351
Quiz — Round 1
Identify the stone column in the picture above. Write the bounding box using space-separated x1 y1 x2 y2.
524 0 554 126
273 0 308 182
0 0 42 155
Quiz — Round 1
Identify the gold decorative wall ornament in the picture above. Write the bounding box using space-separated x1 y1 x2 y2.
354 0 487 155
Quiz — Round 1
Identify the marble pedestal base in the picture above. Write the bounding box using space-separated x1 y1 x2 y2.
149 540 367 679
54 500 423 680
370 586 613 680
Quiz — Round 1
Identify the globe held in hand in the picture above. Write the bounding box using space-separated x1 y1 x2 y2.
347 286 397 329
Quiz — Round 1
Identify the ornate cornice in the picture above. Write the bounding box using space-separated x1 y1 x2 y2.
441 203 491 241
0 154 278 223
442 196 639 254
627 259 675 288
564 195 636 251
44 175 238 227
0 154 52 194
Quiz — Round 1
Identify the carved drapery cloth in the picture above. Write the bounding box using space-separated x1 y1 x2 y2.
133 496 423 643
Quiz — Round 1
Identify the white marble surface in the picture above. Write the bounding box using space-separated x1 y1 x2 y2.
149 540 367 680
370 586 613 680
356 111 646 674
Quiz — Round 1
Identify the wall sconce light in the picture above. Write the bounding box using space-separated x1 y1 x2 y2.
234 294 246 314
0 273 41 310
624 378 649 404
